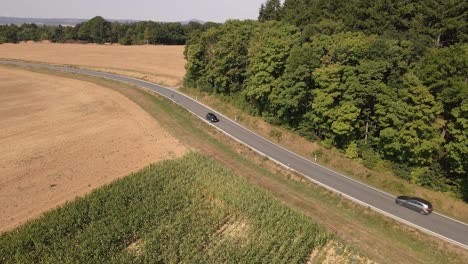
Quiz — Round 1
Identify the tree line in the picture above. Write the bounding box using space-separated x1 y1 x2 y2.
0 16 218 45
185 0 467 199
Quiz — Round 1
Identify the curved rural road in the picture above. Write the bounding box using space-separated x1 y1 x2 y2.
2 60 468 250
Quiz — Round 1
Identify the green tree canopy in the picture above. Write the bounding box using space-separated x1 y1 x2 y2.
244 21 300 115
78 16 111 43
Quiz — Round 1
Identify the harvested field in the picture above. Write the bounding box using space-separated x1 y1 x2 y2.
0 66 186 232
0 42 186 87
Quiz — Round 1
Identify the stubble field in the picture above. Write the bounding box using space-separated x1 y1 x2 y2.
0 66 186 232
0 42 186 87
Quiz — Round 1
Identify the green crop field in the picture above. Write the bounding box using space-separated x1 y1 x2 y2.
0 153 331 263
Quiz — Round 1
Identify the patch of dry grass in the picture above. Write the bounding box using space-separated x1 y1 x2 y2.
126 238 144 256
216 217 250 240
308 241 376 264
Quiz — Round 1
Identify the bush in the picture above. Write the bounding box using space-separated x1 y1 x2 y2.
322 138 334 149
393 164 412 181
360 145 381 169
415 166 462 195
345 142 359 159
312 149 324 158
410 167 429 184
297 128 319 141
461 179 468 202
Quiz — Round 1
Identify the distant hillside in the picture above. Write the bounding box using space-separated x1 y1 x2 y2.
0 17 87 26
0 16 203 26
181 19 205 25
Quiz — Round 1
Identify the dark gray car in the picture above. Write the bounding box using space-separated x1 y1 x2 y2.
206 112 219 122
395 196 433 215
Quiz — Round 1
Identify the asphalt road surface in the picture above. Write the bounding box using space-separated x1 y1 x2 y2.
2 60 467 250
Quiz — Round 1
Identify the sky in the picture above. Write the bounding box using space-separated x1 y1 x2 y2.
1 0 267 23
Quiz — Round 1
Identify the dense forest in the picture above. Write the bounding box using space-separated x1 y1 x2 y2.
184 0 467 199
0 16 217 45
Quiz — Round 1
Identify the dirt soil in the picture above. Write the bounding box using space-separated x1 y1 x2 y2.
0 66 186 232
0 43 186 87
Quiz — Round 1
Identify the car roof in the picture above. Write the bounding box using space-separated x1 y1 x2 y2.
397 196 432 207
397 195 411 199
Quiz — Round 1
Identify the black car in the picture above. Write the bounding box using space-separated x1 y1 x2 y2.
206 112 219 122
395 196 433 215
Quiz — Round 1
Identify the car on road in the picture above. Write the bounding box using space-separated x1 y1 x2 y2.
395 196 433 215
206 112 219 122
